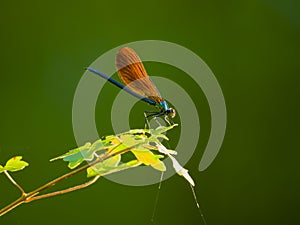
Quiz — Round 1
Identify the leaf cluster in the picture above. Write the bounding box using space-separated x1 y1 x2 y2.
51 124 194 185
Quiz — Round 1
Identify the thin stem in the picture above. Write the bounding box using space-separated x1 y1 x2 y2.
0 196 26 217
25 175 100 203
25 157 96 197
0 146 134 217
151 171 164 224
190 184 207 225
0 154 105 216
4 170 26 195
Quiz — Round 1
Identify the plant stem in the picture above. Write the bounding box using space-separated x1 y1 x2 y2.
24 175 100 203
4 171 26 195
0 146 133 217
0 154 105 216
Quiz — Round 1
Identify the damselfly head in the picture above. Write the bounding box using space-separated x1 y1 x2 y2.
169 108 176 118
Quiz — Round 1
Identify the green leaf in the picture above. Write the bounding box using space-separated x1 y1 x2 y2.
151 160 166 171
120 134 144 147
89 137 119 154
131 149 166 171
147 125 178 143
152 124 178 136
87 155 119 177
127 128 150 135
50 137 121 170
108 133 147 155
142 144 158 151
50 142 91 161
87 156 142 177
50 142 92 169
3 156 29 172
0 165 4 173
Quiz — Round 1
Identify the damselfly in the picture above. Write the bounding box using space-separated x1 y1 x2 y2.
86 47 175 123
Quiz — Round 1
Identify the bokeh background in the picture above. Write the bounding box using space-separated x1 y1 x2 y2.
0 0 299 224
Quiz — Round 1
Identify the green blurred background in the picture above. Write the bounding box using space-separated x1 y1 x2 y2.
0 0 299 224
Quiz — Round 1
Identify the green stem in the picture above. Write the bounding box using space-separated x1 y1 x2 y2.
0 144 134 217
24 175 100 203
0 151 111 217
4 171 26 195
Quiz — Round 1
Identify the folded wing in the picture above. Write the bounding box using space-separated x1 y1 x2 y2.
116 47 164 103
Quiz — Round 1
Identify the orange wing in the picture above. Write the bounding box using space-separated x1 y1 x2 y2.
116 47 164 103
